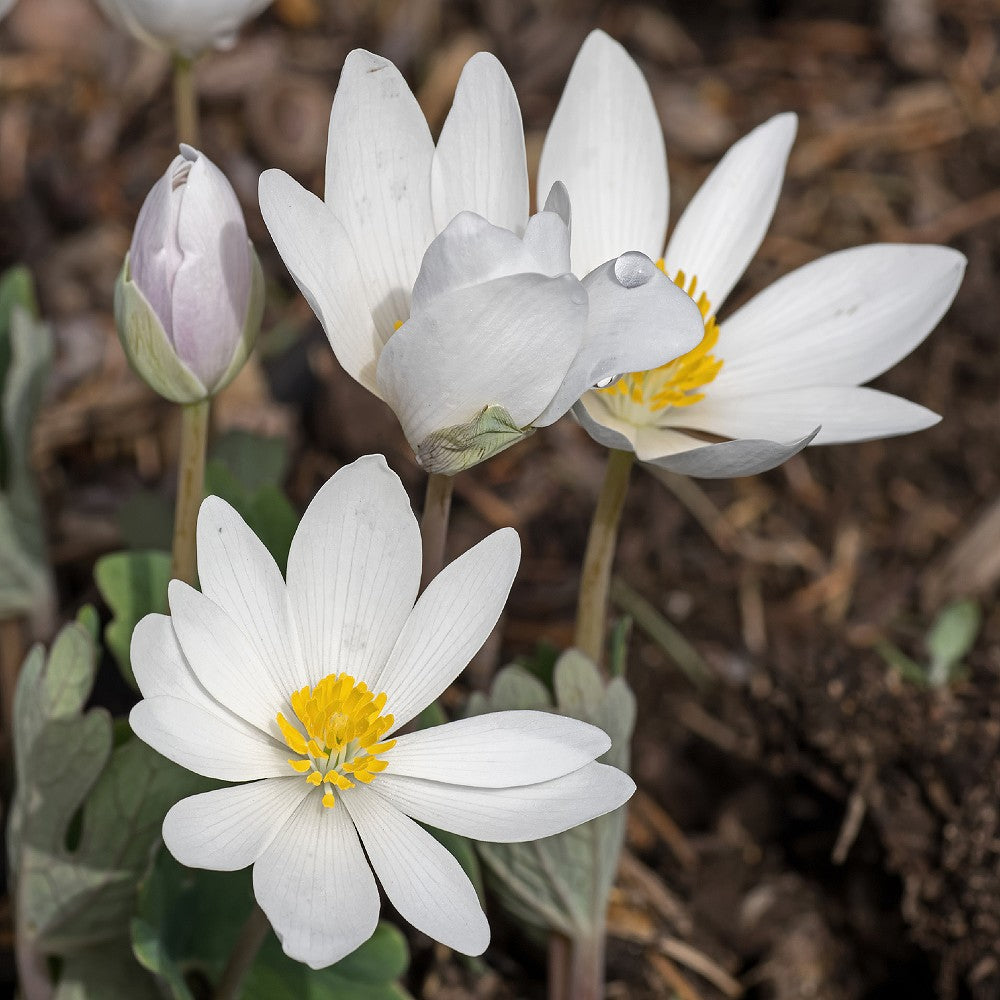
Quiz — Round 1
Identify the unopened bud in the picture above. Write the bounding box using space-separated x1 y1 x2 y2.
115 145 263 404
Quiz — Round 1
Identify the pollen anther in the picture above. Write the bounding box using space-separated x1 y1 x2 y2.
277 672 396 809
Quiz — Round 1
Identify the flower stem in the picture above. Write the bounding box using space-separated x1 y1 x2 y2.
573 448 635 667
214 904 270 1000
548 930 605 1000
419 472 454 592
172 55 200 146
171 399 210 585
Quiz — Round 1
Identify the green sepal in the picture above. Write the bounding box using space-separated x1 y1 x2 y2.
114 254 209 404
416 404 534 475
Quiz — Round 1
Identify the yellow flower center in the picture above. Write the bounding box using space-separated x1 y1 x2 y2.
598 264 722 419
276 673 396 809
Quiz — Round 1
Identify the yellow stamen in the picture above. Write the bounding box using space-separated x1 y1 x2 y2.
277 672 396 806
598 263 723 417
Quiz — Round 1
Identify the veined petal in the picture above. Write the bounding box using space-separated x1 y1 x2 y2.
372 527 520 732
253 793 380 969
432 52 529 236
644 429 818 478
163 779 311 871
371 761 635 842
196 496 304 695
538 30 668 277
687 386 940 444
409 212 545 315
388 711 610 787
285 455 421 688
534 252 705 426
129 696 289 781
343 786 489 956
168 580 289 732
376 272 588 449
712 244 967 393
131 612 214 707
325 49 436 343
662 113 797 312
259 170 380 394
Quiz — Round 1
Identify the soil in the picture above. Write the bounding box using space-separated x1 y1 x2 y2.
2 0 1000 997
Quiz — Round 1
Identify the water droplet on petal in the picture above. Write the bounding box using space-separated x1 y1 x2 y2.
614 251 655 289
594 374 621 389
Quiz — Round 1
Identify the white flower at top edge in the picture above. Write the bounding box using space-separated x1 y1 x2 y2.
128 455 635 969
96 0 273 57
258 49 705 475
538 30 966 478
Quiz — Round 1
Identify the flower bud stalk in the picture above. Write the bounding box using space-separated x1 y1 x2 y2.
171 398 210 585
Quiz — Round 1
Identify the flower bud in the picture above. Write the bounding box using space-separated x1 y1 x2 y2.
97 0 273 57
115 145 263 404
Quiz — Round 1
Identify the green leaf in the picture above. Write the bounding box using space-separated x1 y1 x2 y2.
926 599 980 687
0 266 55 633
133 849 411 1000
8 622 210 992
54 942 161 1000
94 550 172 690
209 429 289 491
467 651 636 941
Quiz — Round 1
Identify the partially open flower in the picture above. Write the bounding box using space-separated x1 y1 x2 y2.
129 455 635 968
541 31 966 477
97 0 272 57
115 145 263 404
259 48 704 474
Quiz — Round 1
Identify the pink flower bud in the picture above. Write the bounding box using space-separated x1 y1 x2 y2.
116 145 262 403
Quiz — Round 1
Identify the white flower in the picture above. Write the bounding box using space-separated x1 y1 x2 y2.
115 145 262 403
540 30 967 478
259 49 704 474
129 455 635 968
97 0 272 56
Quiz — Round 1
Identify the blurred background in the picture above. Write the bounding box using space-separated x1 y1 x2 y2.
1 0 999 996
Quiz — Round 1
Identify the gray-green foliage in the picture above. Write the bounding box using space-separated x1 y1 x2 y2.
465 650 636 942
133 850 411 1000
0 266 55 635
8 618 210 996
876 598 982 688
94 549 172 690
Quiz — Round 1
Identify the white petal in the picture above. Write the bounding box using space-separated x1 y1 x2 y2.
343 786 489 955
538 30 668 277
522 206 573 277
376 273 588 449
388 711 610 787
712 244 967 393
645 429 818 478
663 113 797 312
535 253 705 426
371 761 635 842
372 528 520 733
572 394 641 452
409 212 545 315
432 52 529 236
196 496 304 695
131 612 214 707
324 49 436 342
129 696 289 781
685 386 939 444
163 778 311 871
253 794 380 970
285 455 421 688
259 170 380 394
168 580 288 732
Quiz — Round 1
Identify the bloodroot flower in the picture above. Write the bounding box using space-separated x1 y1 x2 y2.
541 30 966 477
129 455 634 968
259 48 703 474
